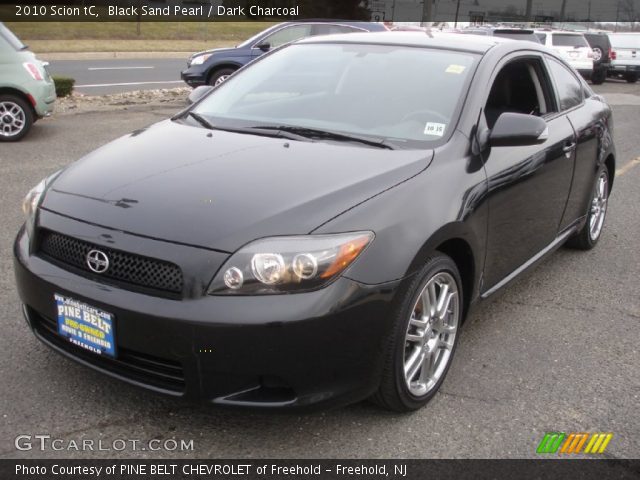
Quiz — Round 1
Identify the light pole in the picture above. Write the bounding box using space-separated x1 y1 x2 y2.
422 0 434 24
525 0 533 22
454 0 461 27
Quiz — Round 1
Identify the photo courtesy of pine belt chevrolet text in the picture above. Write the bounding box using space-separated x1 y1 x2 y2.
14 32 615 412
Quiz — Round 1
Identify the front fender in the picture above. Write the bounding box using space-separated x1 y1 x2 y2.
314 136 488 301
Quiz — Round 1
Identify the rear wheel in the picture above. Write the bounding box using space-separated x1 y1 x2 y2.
566 167 609 250
208 68 236 86
0 94 33 142
371 253 462 412
625 73 638 83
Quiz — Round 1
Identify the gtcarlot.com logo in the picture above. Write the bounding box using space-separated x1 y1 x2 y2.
536 432 613 455
15 434 194 452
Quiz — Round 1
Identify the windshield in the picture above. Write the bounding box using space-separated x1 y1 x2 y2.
191 43 477 148
0 23 27 51
494 31 540 43
552 34 589 48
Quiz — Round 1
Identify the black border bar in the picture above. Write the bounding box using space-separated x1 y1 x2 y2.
3 459 640 480
0 0 627 23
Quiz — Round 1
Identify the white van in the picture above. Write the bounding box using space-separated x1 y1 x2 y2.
608 33 640 83
535 31 594 79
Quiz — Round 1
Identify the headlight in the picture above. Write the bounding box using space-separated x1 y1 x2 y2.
208 232 374 295
22 180 46 219
22 171 60 237
190 54 211 66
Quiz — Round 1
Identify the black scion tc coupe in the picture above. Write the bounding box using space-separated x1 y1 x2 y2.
14 32 615 411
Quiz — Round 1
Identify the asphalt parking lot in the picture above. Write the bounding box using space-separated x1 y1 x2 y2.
0 81 638 460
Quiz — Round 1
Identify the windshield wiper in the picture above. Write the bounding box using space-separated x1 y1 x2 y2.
187 111 216 129
183 115 389 148
257 126 394 150
184 114 311 141
214 125 311 141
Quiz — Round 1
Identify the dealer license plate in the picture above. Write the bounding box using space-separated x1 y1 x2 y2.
55 294 116 358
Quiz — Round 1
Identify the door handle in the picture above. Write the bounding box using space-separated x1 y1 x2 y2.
562 142 576 158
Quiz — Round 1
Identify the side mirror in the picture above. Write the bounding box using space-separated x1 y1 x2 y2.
489 112 548 147
256 42 271 52
187 85 213 104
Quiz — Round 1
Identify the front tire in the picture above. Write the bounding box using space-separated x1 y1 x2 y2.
625 73 638 83
566 167 609 250
208 68 236 87
371 253 462 412
0 95 34 142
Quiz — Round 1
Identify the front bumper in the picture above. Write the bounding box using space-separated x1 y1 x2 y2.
24 78 56 118
181 65 208 88
13 218 400 410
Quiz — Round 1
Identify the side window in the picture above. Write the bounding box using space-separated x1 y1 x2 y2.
536 33 547 44
547 58 583 111
261 25 313 49
314 24 359 36
484 57 553 128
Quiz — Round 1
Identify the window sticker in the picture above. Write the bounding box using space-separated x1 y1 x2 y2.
424 122 446 137
446 64 466 74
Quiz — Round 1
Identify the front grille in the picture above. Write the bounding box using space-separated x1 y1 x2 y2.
38 230 183 295
28 307 186 394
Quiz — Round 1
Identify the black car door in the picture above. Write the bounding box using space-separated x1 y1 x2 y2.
481 53 576 293
545 57 602 231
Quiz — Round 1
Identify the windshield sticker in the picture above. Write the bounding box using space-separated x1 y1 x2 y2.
424 122 446 137
446 64 466 74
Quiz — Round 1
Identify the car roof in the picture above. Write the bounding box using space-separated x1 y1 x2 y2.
277 20 385 29
465 27 536 34
534 30 585 35
298 31 515 54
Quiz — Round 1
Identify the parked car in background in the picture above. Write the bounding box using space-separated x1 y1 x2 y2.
389 24 429 32
16 32 615 412
0 22 55 141
181 21 388 87
461 26 541 44
583 32 612 84
535 30 594 79
608 32 640 83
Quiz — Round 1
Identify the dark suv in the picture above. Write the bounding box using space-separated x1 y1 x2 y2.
583 32 611 84
181 21 387 87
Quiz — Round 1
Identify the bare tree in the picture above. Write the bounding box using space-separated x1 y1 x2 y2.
620 0 640 30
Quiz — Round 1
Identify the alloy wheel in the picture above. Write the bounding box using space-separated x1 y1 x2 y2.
403 271 460 397
589 171 608 241
214 75 230 86
0 101 26 138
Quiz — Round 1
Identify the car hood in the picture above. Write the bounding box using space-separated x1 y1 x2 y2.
192 47 242 59
42 120 432 252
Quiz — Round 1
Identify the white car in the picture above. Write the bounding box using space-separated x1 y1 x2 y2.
535 31 594 79
608 33 640 83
